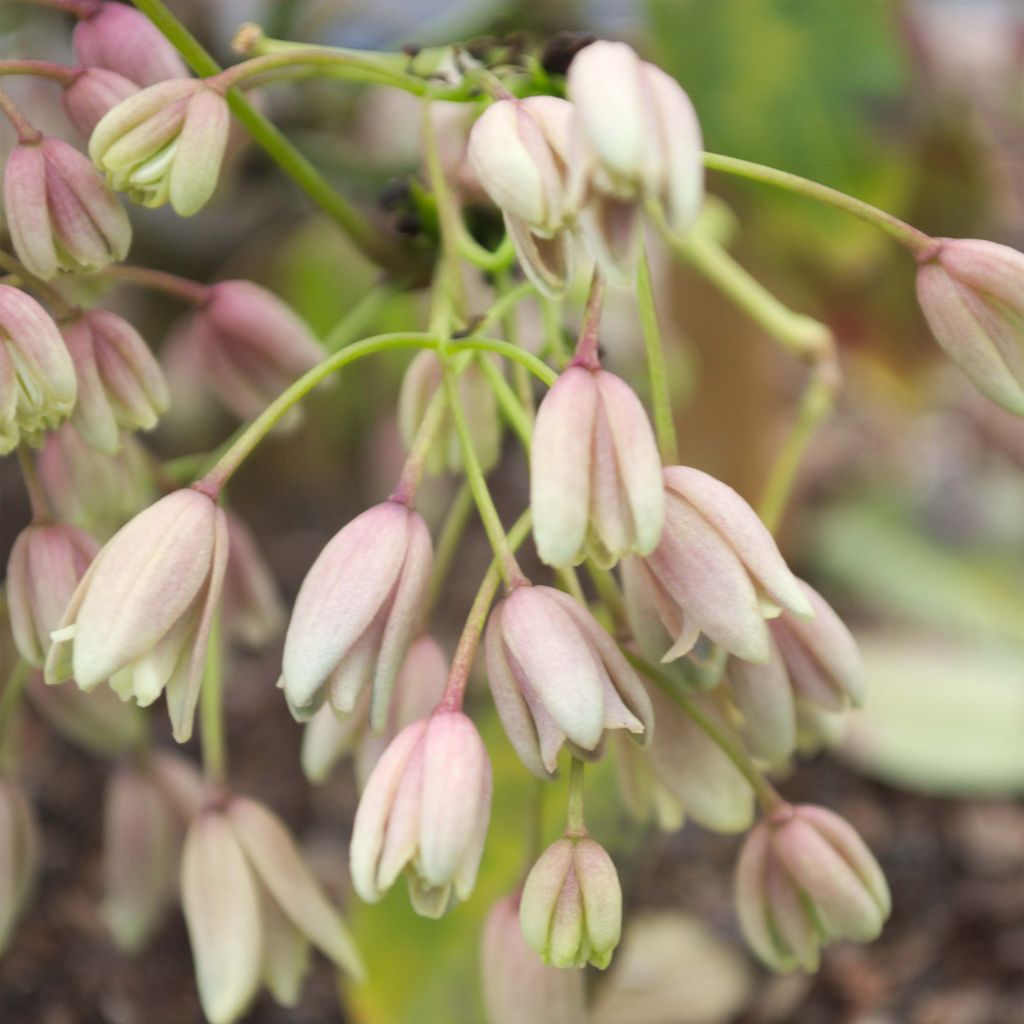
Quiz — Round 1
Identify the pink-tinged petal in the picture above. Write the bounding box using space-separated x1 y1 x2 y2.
531 367 599 567
90 80 195 165
764 853 819 971
519 837 575 956
573 838 621 965
300 701 367 785
73 2 188 86
577 192 643 284
169 87 229 216
735 822 776 968
3 144 57 280
729 647 797 764
63 316 122 454
375 731 424 891
503 213 572 299
257 888 310 1008
62 68 139 139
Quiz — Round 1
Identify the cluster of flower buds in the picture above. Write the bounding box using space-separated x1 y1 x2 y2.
182 795 363 1023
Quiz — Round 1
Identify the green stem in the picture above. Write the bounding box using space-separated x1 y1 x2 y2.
702 151 933 257
199 612 226 786
130 0 411 273
17 446 51 521
0 59 76 84
458 229 517 272
421 481 474 624
541 297 569 367
494 268 535 423
522 777 546 879
477 353 532 450
565 757 586 836
468 280 535 338
626 651 782 813
0 661 30 767
636 243 678 464
585 562 628 635
450 337 556 387
323 281 398 353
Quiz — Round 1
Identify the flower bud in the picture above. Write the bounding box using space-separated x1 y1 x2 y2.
468 96 575 296
520 835 621 969
61 309 168 454
4 135 132 281
280 500 432 731
183 281 323 424
622 466 813 664
62 67 139 139
916 238 1024 415
567 41 703 280
482 892 587 1024
0 777 39 957
90 79 230 216
727 645 797 766
531 366 664 569
350 710 492 918
735 803 890 972
7 521 99 667
486 584 653 778
45 487 229 743
398 351 501 475
222 512 285 649
37 425 154 539
73 1 189 86
0 284 77 453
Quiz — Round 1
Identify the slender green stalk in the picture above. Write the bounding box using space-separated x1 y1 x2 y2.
0 661 30 767
450 337 556 387
541 297 569 367
585 562 628 635
17 446 51 521
522 777 546 877
702 151 934 256
494 268 535 423
130 0 411 272
99 263 210 304
565 757 586 836
199 612 226 786
477 354 532 449
626 650 782 813
323 281 398 353
556 566 588 606
458 229 517 272
636 244 678 464
421 481 474 623
469 280 535 338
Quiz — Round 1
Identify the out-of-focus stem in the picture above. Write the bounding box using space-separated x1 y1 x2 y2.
199 613 226 786
17 446 51 521
637 243 678 464
421 481 474 623
0 60 77 84
565 757 586 836
571 270 605 370
0 661 30 767
100 263 210 304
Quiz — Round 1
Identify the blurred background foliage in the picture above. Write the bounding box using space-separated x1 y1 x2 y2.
1 0 1022 1022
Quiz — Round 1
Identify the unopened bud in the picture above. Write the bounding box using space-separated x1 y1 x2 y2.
531 366 664 569
916 238 1024 415
0 778 39 957
735 803 890 973
61 309 168 454
90 80 230 216
62 67 139 139
3 135 132 280
520 835 622 969
0 285 77 453
45 487 229 743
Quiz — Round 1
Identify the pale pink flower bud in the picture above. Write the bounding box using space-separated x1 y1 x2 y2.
622 466 813 664
45 487 229 743
727 645 797 766
482 892 587 1024
61 308 168 454
280 500 433 731
89 80 230 216
735 803 890 973
611 732 685 833
222 512 285 649
398 350 501 474
916 238 1024 415
3 135 132 281
469 96 575 296
486 584 653 778
520 835 622 969
567 41 703 280
0 778 39 957
531 366 664 569
73 1 189 86
179 280 323 425
350 710 492 918
62 67 139 139
7 521 98 667
0 284 77 453
37 425 154 539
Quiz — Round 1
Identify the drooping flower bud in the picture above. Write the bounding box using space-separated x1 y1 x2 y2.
222 512 285 650
7 521 99 668
468 96 576 297
485 583 653 778
61 308 168 454
567 41 703 280
37 425 154 539
45 486 229 743
735 803 890 973
482 892 587 1024
726 645 796 767
73 1 189 86
520 834 622 969
622 466 813 664
398 350 501 475
0 777 39 958
0 284 77 453
182 280 323 425
531 366 664 569
280 500 432 731
916 238 1024 415
3 134 132 281
89 79 230 216
350 710 492 918
62 67 139 139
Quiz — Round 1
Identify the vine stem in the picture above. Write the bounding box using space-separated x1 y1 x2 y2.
702 151 934 257
129 0 412 274
0 60 77 84
17 446 51 521
0 252 74 316
99 264 210 304
0 87 39 143
625 650 783 814
571 270 605 370
636 242 678 464
565 757 586 836
199 612 226 786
